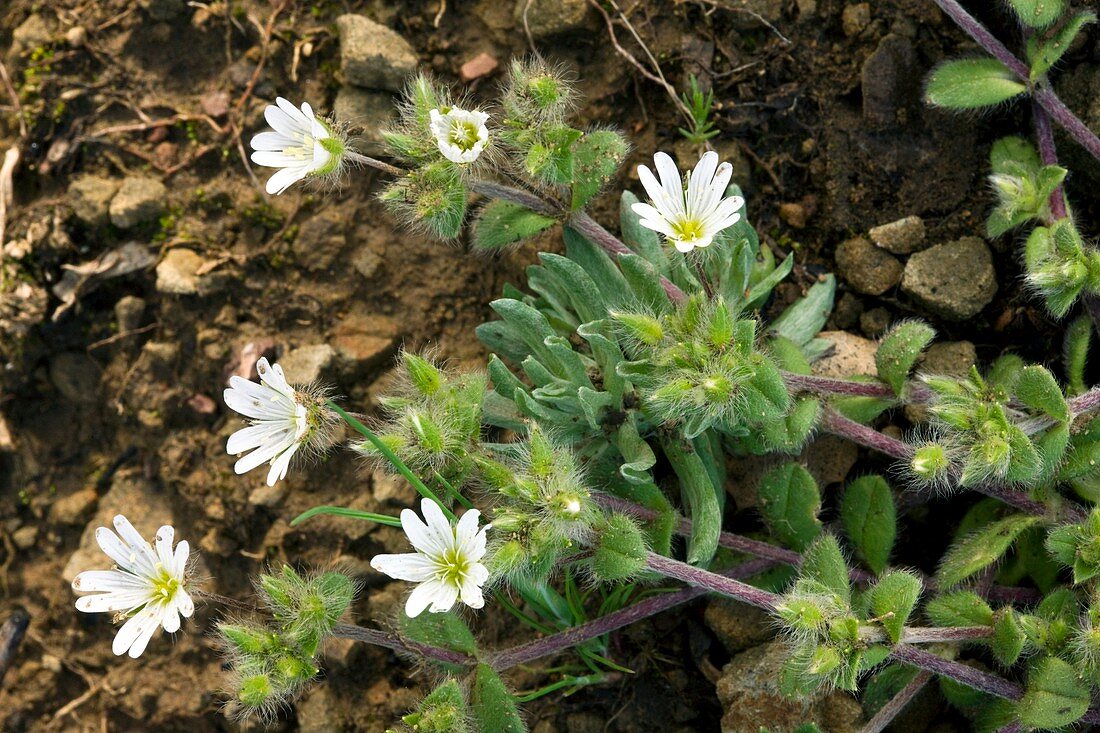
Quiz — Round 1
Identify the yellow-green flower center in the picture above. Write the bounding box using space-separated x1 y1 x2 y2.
448 121 481 151
671 217 706 242
435 546 471 586
151 564 180 604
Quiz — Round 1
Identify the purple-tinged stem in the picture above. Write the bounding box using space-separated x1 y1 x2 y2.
331 623 474 668
593 494 1042 603
468 179 563 218
1032 100 1068 221
929 0 1100 161
488 557 776 671
644 552 782 611
782 373 896 400
567 211 688 303
889 643 1022 700
861 670 932 733
996 722 1025 733
820 407 912 459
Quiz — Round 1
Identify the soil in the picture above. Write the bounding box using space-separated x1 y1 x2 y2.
1 0 1097 732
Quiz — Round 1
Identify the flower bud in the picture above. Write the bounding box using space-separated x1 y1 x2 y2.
238 673 275 709
911 444 950 481
610 311 664 347
405 353 444 396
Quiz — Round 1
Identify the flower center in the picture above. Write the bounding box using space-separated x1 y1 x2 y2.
448 121 481 151
671 216 706 242
436 546 471 586
284 132 316 161
150 564 180 605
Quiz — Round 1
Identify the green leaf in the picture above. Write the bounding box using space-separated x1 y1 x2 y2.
768 276 835 349
662 436 722 566
400 613 477 673
840 476 897 575
470 663 527 733
801 535 851 606
1016 364 1069 422
1064 315 1091 396
474 201 557 250
1017 656 1089 729
619 191 667 269
570 130 629 210
924 58 1027 110
937 514 1040 588
991 608 1026 665
757 463 822 552
875 321 935 395
991 136 1041 174
925 591 994 627
1007 0 1064 28
868 571 921 643
289 505 402 528
1027 11 1096 78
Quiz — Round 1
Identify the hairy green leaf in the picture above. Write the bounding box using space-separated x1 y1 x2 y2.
868 571 921 643
1027 11 1096 78
925 591 994 627
840 476 896 575
937 515 1040 588
801 535 851 606
925 59 1027 110
1018 656 1089 729
1007 0 1064 28
1015 365 1069 423
474 201 557 249
758 464 822 552
875 321 935 395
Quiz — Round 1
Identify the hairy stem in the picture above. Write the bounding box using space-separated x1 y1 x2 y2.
1032 100 1068 221
644 552 781 610
929 0 1100 160
567 211 688 303
331 623 474 667
487 557 776 671
819 407 912 459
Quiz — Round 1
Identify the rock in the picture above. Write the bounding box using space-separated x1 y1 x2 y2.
778 202 808 229
199 527 236 556
812 331 877 378
336 14 418 91
297 684 346 733
248 482 289 509
704 600 775 654
514 0 592 37
724 0 784 28
109 176 167 229
869 215 926 254
67 176 119 227
841 3 871 36
12 15 53 54
332 313 400 373
64 26 87 48
901 237 997 320
835 237 903 296
49 352 99 403
350 245 381 280
832 292 863 331
860 307 891 337
371 468 415 506
12 525 38 549
49 488 98 525
861 34 918 128
460 52 499 81
114 295 146 332
805 434 859 487
135 341 179 382
186 393 217 415
226 340 278 382
62 473 179 583
716 640 864 733
200 89 230 118
332 87 395 155
280 344 337 384
293 209 348 271
156 248 212 295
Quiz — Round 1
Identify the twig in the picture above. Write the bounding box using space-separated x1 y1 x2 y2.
861 670 932 733
0 60 26 140
86 323 158 351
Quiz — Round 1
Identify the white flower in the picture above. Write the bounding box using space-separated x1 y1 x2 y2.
371 498 491 617
72 515 194 659
224 357 310 486
631 151 745 253
250 97 345 195
429 107 490 164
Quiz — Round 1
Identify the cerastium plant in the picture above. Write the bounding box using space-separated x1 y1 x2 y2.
70 40 1100 731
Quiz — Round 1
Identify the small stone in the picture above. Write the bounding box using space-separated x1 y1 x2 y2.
778 202 808 229
280 344 337 384
140 0 185 21
332 313 400 372
249 482 289 508
515 0 592 37
49 488 98 524
114 295 146 332
12 525 38 550
860 307 891 337
135 341 179 382
156 248 207 295
333 87 396 155
841 3 871 36
293 209 347 271
813 331 877 378
835 237 903 296
297 684 346 733
460 52 499 81
901 237 997 320
186 393 217 415
12 15 53 53
199 527 236 556
372 468 415 506
831 292 863 330
109 176 167 229
67 176 119 227
869 215 926 254
861 34 917 128
336 14 418 91
200 89 230 118
49 352 99 403
227 340 278 381
704 600 775 654
350 246 381 280
64 26 87 48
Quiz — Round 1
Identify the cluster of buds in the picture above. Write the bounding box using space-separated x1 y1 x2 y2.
613 295 794 443
219 566 355 719
356 351 486 482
